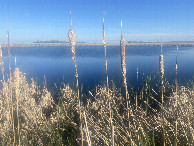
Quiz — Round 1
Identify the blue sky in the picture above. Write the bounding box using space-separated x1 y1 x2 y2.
0 0 194 43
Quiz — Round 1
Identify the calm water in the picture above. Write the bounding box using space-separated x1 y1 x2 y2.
1 45 194 96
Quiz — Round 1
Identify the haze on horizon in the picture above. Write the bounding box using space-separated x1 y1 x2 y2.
0 0 194 43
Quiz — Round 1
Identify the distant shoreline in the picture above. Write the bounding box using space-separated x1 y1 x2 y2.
1 42 194 48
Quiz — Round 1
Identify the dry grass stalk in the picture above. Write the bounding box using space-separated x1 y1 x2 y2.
120 20 128 102
103 17 114 145
160 38 165 146
0 45 5 82
68 11 83 146
83 111 91 146
159 39 164 105
175 45 178 146
103 17 111 125
14 68 21 145
7 30 15 145
7 30 11 78
136 68 138 110
120 20 132 143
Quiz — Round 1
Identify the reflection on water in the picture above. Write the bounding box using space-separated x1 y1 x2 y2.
0 45 194 95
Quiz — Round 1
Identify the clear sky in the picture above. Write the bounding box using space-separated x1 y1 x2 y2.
0 0 194 43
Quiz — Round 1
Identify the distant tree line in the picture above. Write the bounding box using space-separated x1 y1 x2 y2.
33 40 86 43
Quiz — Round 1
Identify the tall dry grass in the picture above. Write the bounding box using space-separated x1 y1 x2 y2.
68 11 83 146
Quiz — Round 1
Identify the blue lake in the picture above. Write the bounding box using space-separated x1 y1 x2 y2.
1 45 194 96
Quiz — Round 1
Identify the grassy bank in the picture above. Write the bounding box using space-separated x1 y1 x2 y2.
0 68 193 145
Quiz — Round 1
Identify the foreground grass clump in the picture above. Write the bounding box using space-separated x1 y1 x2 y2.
0 68 81 145
154 86 194 145
0 68 54 145
85 86 151 145
85 84 193 145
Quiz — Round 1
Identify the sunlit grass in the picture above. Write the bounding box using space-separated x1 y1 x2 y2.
0 69 192 145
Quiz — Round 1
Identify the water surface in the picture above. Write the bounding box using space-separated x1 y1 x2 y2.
1 45 193 96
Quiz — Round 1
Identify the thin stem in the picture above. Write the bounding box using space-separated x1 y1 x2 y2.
136 68 138 110
103 17 112 126
7 30 11 78
175 45 178 146
0 45 5 82
7 30 15 145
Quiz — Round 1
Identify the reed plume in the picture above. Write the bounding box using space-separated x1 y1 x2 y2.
159 45 164 80
119 20 148 145
68 11 83 146
120 20 131 137
159 38 164 106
